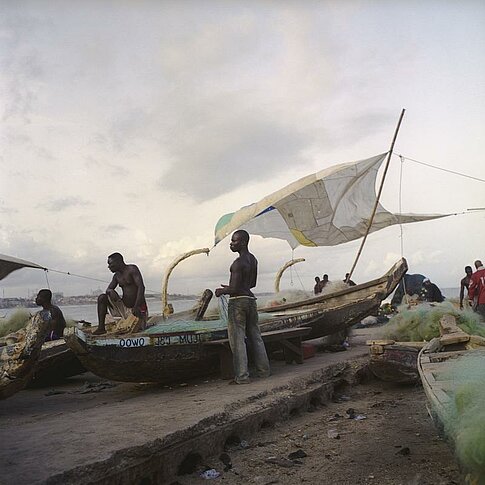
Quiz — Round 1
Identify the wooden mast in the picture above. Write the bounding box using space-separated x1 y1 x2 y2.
346 108 406 283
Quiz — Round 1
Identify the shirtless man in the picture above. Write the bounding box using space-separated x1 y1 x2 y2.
469 260 485 319
215 230 270 384
35 289 66 341
459 266 473 309
95 253 148 335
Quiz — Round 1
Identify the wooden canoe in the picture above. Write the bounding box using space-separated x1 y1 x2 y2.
0 311 51 399
64 259 407 383
368 339 424 384
418 314 485 483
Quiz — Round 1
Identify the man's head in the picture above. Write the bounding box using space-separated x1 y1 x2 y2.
465 266 473 276
35 289 52 306
315 276 320 283
230 230 250 253
474 260 483 270
108 252 125 273
323 274 329 281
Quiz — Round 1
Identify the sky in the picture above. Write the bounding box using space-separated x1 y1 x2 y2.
1 0 484 299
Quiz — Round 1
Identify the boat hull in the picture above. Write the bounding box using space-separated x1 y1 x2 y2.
65 259 408 383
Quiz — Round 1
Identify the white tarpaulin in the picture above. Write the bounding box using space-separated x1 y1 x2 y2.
214 153 451 248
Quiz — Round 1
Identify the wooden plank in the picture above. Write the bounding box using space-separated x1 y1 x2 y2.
433 388 451 404
439 332 470 346
422 370 436 383
469 335 485 347
366 339 395 346
439 314 462 336
426 350 478 361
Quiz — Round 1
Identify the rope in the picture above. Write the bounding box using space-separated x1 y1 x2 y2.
293 265 306 292
44 269 50 289
394 154 485 183
398 155 408 305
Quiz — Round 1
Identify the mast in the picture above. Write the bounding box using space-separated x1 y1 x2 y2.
346 108 406 283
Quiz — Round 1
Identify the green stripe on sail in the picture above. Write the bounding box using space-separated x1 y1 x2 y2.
214 212 235 244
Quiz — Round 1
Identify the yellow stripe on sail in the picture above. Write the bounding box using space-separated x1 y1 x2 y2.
290 229 317 247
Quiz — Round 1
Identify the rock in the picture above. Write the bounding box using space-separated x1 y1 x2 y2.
396 447 411 456
265 456 296 468
327 429 340 439
288 449 307 460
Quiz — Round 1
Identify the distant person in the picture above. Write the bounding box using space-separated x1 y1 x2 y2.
469 260 485 319
391 273 426 307
95 252 148 335
215 230 270 384
343 273 356 286
420 278 445 303
459 265 473 309
314 276 322 295
35 289 66 341
319 274 330 292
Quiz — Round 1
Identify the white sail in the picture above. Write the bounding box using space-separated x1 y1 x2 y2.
0 254 45 281
214 153 451 248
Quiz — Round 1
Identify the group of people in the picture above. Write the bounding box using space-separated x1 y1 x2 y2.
314 273 356 295
33 239 485 387
460 260 485 318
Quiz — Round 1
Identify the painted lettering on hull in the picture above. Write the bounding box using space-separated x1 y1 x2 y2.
119 337 146 348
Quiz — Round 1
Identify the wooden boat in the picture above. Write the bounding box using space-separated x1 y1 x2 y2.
368 339 424 384
64 258 407 383
0 311 51 399
418 314 485 483
29 339 86 386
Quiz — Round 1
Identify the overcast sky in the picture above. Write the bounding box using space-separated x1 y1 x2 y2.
1 0 484 299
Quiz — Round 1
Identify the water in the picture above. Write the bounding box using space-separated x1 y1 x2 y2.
0 299 197 322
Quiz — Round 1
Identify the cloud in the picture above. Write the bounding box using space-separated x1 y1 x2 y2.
102 224 127 233
41 197 92 211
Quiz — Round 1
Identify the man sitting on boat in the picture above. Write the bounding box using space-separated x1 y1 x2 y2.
343 273 356 286
314 276 322 295
35 289 66 341
459 265 473 309
468 260 485 319
215 230 270 385
94 253 148 335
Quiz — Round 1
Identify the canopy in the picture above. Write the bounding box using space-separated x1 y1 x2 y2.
214 153 451 249
0 254 45 281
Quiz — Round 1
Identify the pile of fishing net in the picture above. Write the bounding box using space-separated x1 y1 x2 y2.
441 354 485 480
382 302 485 342
0 310 31 339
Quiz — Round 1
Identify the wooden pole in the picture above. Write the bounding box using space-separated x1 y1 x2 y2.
346 108 406 283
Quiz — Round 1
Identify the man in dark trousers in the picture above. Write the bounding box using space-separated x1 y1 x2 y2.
95 252 148 335
459 265 473 309
215 230 270 384
35 289 66 341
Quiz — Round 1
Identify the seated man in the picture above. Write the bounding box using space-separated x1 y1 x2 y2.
95 252 148 335
314 276 322 295
343 273 356 286
35 289 66 341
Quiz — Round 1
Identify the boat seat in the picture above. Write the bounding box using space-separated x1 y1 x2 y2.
205 327 311 379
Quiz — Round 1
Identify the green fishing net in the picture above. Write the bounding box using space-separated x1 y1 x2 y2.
441 354 485 481
382 302 485 342
0 310 31 338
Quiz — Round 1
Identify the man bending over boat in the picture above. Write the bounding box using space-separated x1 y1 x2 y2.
94 252 148 335
215 230 270 384
35 289 66 341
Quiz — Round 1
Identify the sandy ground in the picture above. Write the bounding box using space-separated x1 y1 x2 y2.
0 328 463 484
176 380 461 485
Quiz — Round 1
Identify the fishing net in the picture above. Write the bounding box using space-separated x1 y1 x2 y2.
440 354 485 481
381 302 485 342
0 310 31 338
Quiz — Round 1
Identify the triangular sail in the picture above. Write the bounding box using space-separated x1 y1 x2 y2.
0 254 45 281
214 153 451 248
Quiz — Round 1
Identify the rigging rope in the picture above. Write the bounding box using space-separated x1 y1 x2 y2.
398 155 408 304
394 154 485 183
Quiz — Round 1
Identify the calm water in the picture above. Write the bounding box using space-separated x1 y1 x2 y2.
1 299 197 322
1 288 461 321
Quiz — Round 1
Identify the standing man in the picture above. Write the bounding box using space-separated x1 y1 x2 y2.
459 266 473 309
215 230 270 384
320 274 330 291
314 276 322 295
35 289 66 341
469 260 485 319
95 252 148 335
